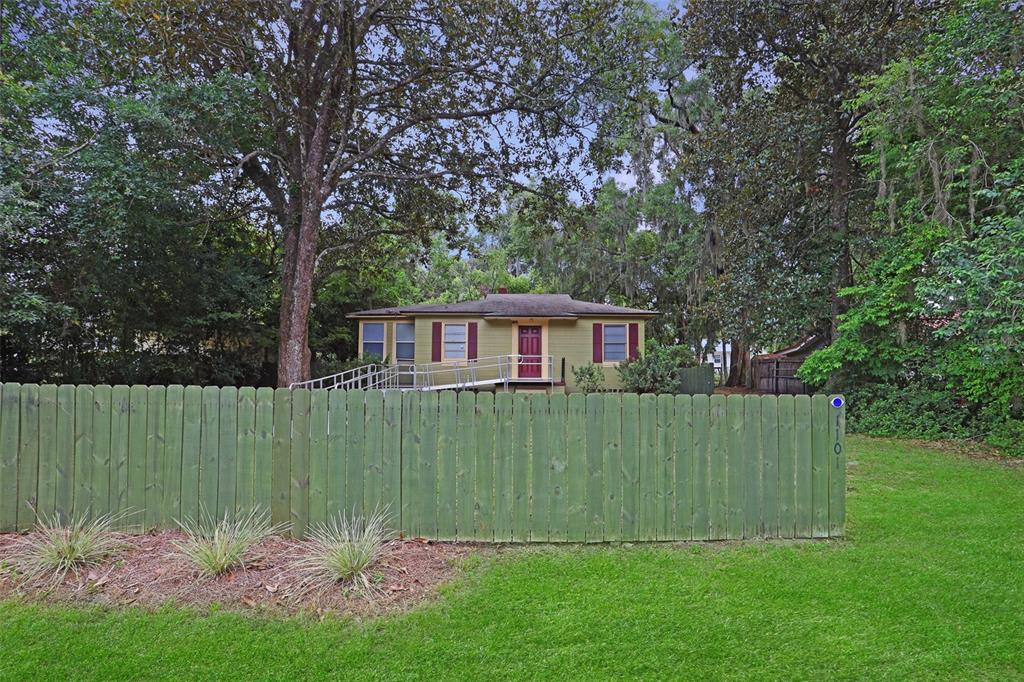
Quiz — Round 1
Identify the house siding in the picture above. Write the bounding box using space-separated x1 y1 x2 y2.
359 316 646 392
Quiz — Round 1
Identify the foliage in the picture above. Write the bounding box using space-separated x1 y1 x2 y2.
2 438 1023 678
1 7 277 385
173 508 278 577
800 0 1024 454
572 364 606 394
844 381 978 442
290 508 391 596
616 343 695 394
108 0 659 385
12 511 126 585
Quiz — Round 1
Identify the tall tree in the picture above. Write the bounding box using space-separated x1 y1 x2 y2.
112 0 654 385
680 0 942 341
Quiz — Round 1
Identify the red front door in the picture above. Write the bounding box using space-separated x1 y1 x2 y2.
518 326 542 378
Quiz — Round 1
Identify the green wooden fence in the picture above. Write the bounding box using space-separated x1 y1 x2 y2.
0 383 845 541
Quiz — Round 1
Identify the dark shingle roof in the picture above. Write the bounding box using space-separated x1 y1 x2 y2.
348 294 655 319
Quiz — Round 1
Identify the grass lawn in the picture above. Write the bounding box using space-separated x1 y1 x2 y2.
1 436 1022 680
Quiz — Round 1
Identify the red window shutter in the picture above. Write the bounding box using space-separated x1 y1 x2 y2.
592 323 603 363
431 321 442 362
467 322 478 360
628 323 640 360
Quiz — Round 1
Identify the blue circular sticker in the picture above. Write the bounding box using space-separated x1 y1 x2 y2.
831 396 845 409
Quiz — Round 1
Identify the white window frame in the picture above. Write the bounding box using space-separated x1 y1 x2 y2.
603 323 628 364
361 322 386 360
443 322 467 361
394 322 415 363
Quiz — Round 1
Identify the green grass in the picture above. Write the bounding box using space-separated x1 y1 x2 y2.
2 436 1022 680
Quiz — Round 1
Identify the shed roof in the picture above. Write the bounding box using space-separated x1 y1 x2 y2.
348 293 656 319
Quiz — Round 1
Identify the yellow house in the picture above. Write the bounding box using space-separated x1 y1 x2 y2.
348 293 656 393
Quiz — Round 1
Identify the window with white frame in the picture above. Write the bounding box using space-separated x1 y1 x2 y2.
395 322 415 362
361 322 385 359
443 323 466 360
603 324 627 361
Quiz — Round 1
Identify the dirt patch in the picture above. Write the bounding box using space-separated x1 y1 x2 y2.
0 530 477 617
712 386 770 396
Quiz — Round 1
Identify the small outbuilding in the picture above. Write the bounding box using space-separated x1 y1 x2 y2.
751 335 826 395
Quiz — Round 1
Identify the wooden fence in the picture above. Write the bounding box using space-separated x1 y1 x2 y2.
0 383 845 542
676 365 715 395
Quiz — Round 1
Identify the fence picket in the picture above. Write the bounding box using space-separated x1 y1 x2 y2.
585 393 604 542
180 386 202 523
74 385 95 520
828 394 846 537
811 394 830 538
0 384 19 531
691 394 711 541
271 388 291 528
199 386 221 520
418 391 439 538
794 395 813 537
547 394 568 543
760 396 780 538
512 393 531 543
17 384 40 530
254 387 275 515
57 385 79 523
36 385 58 522
566 393 587 542
657 394 675 541
743 395 762 539
289 388 310 537
602 394 622 543
382 390 402 523
145 385 165 528
620 393 640 540
708 395 727 539
308 389 329 529
401 391 420 537
529 394 550 542
236 386 257 515
163 386 185 525
363 389 384 516
326 389 347 520
456 391 477 540
674 395 693 541
437 390 458 540
494 393 514 542
345 389 365 522
474 392 495 541
777 395 796 538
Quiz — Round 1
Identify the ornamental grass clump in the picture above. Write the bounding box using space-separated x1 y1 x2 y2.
291 508 391 596
14 511 127 585
174 507 279 577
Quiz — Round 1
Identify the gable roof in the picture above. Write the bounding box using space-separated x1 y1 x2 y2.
348 294 656 319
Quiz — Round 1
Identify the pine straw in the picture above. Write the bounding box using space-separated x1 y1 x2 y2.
0 530 474 617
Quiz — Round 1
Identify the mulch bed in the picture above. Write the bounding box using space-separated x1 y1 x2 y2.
0 530 475 617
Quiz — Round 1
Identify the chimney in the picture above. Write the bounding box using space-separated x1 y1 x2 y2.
498 287 508 294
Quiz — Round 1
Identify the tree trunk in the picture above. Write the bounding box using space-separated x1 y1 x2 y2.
829 118 854 342
725 337 749 387
276 206 321 388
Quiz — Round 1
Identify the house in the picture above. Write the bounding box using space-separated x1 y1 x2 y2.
751 334 826 394
346 293 655 393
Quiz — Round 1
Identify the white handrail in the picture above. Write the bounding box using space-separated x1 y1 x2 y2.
291 354 557 392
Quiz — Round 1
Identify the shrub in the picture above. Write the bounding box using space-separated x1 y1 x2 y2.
845 381 977 441
572 363 605 393
291 508 391 596
617 343 696 394
174 507 278 577
14 511 126 585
